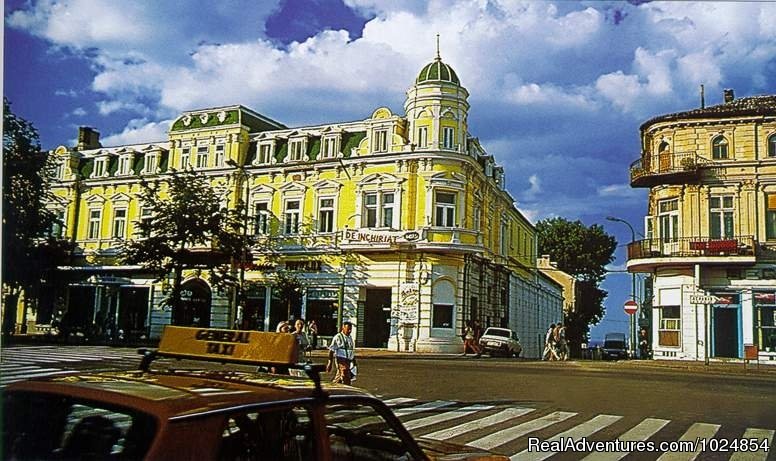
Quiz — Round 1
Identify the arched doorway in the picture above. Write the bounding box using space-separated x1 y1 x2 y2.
173 279 212 327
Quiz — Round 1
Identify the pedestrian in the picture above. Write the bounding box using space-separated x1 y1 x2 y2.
308 320 319 349
293 318 312 363
326 321 356 385
461 321 482 357
276 320 290 333
542 323 556 361
555 324 569 361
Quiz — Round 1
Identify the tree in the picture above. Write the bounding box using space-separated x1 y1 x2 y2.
273 270 303 320
2 98 73 336
121 168 252 326
536 217 616 355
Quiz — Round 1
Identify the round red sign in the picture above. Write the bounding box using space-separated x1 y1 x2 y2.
623 300 638 315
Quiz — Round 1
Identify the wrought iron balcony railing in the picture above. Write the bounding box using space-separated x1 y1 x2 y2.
629 152 712 187
627 235 756 260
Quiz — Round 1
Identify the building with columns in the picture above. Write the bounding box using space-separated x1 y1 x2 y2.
33 52 566 352
627 90 776 361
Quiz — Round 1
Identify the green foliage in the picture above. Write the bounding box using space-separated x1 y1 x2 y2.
536 217 616 350
308 138 321 160
341 132 366 158
2 98 73 334
133 155 145 175
274 270 303 319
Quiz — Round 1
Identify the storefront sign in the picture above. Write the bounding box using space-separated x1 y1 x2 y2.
395 282 419 324
343 229 423 245
308 288 339 300
285 260 322 271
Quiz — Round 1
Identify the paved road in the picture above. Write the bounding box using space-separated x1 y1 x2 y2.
2 346 774 460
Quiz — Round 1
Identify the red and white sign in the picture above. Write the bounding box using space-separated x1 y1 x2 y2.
623 300 638 315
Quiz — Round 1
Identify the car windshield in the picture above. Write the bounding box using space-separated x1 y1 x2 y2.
605 339 626 349
484 328 510 338
2 391 157 460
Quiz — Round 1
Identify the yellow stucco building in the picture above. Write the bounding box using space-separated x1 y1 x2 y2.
39 53 564 353
628 90 776 361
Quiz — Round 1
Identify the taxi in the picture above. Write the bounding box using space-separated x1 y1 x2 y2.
2 326 507 461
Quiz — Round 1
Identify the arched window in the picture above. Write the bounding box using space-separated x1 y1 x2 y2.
659 141 670 153
768 133 776 157
712 135 728 160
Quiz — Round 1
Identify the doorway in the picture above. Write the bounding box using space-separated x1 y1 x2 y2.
363 288 392 348
174 279 211 327
714 307 739 358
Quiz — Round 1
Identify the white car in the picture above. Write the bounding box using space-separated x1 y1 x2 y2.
479 327 522 357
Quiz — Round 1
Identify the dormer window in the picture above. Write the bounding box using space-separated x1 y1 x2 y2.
93 158 107 178
256 142 273 165
117 155 132 176
289 139 305 162
374 129 388 153
144 152 159 174
321 136 339 159
712 135 728 160
54 161 65 180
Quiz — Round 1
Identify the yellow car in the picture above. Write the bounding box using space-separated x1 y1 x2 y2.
2 326 507 461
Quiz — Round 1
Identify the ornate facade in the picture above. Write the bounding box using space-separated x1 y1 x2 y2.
629 90 776 361
36 54 564 352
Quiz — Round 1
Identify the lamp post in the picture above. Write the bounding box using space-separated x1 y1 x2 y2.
606 216 638 356
227 159 250 329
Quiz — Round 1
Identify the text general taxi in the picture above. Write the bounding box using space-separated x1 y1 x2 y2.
2 326 507 461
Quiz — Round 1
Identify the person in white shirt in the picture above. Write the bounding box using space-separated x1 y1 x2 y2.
326 321 356 384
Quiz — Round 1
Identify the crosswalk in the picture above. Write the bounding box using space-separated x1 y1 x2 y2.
383 397 774 461
1 345 141 387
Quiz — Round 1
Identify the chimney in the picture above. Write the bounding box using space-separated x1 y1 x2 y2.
77 126 101 150
723 89 735 104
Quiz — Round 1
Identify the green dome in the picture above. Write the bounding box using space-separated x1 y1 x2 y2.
416 58 460 85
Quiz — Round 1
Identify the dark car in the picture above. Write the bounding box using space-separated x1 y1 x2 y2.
2 326 507 461
602 332 629 360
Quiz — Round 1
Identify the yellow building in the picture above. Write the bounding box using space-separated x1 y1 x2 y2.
40 53 563 352
628 90 776 361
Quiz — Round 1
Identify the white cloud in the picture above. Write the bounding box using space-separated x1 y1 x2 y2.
70 107 86 117
101 119 170 146
597 184 641 199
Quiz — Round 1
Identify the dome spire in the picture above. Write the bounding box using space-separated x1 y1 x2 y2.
436 33 440 60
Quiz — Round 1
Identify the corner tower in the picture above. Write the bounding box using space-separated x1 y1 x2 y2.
404 40 470 152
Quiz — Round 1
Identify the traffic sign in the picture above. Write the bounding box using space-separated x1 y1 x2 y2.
623 300 638 315
689 294 719 304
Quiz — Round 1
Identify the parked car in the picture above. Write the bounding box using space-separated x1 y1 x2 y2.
602 332 629 360
2 326 508 461
478 327 522 357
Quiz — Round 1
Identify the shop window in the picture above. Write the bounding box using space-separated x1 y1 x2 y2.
767 194 776 240
284 200 300 234
768 133 776 157
658 305 680 347
112 208 127 239
434 191 456 227
754 292 776 352
432 304 453 329
712 135 728 160
709 196 734 239
88 209 102 240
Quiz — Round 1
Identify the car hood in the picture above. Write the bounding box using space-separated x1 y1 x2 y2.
416 437 509 460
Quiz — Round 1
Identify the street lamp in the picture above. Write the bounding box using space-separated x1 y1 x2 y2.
606 216 638 356
227 159 250 329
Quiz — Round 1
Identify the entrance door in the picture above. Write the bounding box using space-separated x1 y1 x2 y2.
364 288 391 348
174 279 211 327
118 287 149 340
714 307 739 358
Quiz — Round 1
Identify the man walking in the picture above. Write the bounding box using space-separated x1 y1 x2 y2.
326 321 356 385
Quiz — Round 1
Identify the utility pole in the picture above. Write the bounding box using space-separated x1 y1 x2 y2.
606 216 638 356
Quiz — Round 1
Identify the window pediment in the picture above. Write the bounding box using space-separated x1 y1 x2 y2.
313 179 343 193
279 182 307 195
110 192 132 204
358 172 404 187
85 194 106 206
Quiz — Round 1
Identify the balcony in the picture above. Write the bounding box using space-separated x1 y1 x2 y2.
629 152 711 188
626 236 757 271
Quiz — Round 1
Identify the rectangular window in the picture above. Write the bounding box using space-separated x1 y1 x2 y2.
112 208 127 239
418 127 428 148
381 193 394 228
88 209 102 239
434 191 456 227
443 127 455 149
93 158 106 177
118 156 131 175
473 207 481 232
318 198 334 233
214 144 225 167
322 137 337 158
709 195 734 239
140 207 153 237
500 220 509 255
374 129 388 152
658 305 681 347
289 140 304 161
432 304 453 328
54 162 64 180
754 292 776 351
51 209 65 238
364 193 378 228
181 147 191 169
284 200 300 234
257 144 272 164
145 154 158 174
254 202 270 235
196 146 208 169
767 194 776 240
658 199 679 243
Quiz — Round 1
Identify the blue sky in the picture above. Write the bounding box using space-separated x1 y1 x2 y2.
6 1 776 342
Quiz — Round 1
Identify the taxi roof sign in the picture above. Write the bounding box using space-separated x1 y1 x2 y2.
154 326 299 366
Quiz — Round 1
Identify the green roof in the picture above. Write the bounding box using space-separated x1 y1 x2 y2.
416 58 460 85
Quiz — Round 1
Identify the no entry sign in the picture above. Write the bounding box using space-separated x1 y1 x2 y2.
624 300 638 315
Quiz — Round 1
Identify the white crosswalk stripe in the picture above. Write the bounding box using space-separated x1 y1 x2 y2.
423 407 536 441
656 422 721 461
469 411 578 451
729 428 775 461
510 414 623 461
404 404 494 430
580 418 671 461
393 400 456 416
383 397 417 406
